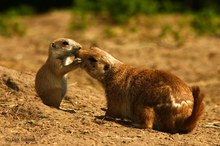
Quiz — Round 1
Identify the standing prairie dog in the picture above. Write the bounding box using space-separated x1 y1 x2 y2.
35 38 82 108
76 46 204 133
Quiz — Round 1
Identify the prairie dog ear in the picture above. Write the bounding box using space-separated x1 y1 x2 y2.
104 64 110 71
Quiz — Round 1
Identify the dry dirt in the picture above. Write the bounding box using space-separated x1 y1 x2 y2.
0 11 220 145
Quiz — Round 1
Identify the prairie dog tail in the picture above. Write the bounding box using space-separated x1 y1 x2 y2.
178 86 204 133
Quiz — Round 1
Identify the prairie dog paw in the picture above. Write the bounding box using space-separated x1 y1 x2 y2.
73 58 82 64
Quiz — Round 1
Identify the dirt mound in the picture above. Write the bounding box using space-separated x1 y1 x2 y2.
0 66 219 145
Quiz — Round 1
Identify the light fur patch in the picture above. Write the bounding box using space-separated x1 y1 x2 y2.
171 95 193 109
64 57 72 78
64 57 72 66
103 51 121 65
66 39 78 50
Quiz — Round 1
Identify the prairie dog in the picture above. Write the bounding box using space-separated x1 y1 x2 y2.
76 47 204 133
35 38 82 108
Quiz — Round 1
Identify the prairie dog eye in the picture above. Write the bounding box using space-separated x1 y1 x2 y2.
51 43 56 48
62 41 69 46
104 64 110 71
88 57 97 62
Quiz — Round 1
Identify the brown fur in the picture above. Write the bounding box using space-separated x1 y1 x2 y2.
76 46 204 133
35 38 82 108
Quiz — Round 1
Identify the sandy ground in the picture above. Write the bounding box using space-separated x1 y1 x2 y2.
0 11 220 145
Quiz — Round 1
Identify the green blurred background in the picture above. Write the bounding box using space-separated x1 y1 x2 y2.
1 0 220 14
1 0 220 37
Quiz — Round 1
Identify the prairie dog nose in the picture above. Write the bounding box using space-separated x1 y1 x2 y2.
74 46 82 50
72 42 82 50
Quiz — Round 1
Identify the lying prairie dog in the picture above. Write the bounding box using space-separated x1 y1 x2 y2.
35 38 82 109
75 46 204 133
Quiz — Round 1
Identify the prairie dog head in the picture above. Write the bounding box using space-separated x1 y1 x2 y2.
76 46 120 81
49 38 82 60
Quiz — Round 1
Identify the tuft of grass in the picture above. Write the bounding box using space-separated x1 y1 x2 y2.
11 20 27 36
0 18 27 37
159 24 180 41
158 23 186 47
69 11 88 32
129 27 137 33
103 27 116 38
0 18 10 36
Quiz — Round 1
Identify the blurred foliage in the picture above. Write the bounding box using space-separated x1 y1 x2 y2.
72 0 220 23
191 10 220 36
0 5 31 37
73 0 180 23
0 20 25 37
3 5 34 16
71 0 220 36
1 0 220 36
